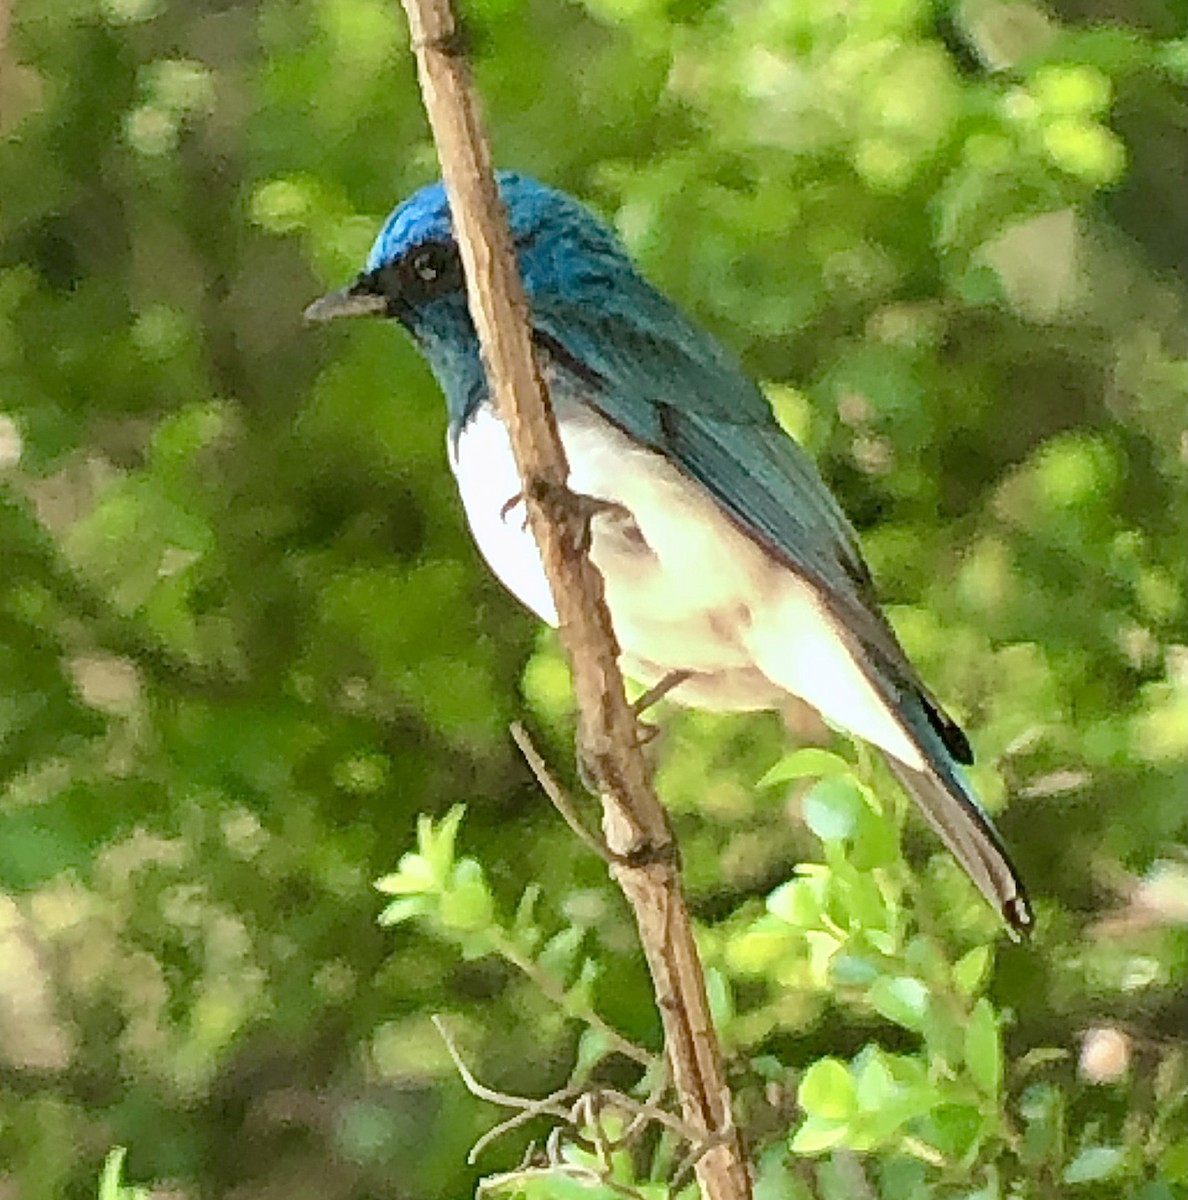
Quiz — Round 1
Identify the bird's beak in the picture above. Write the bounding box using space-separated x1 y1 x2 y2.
303 283 388 324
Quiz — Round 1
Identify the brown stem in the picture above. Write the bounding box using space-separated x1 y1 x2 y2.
396 1 752 1195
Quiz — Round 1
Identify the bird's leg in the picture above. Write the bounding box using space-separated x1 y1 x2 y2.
631 670 692 729
503 480 639 560
625 669 693 758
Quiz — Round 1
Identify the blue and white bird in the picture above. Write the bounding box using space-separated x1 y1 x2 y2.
306 173 1031 936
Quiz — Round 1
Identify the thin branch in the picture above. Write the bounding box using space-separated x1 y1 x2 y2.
397 2 752 1196
467 1100 569 1166
509 720 613 864
484 925 655 1069
432 1015 573 1118
434 1014 721 1192
573 1086 708 1147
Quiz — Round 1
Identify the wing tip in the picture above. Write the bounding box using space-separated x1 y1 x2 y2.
923 694 974 765
1003 892 1035 942
883 754 1033 941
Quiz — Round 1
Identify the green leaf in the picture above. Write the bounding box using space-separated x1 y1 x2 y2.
834 864 891 927
926 1102 986 1159
439 858 494 933
374 851 436 896
1062 1145 1126 1184
705 966 734 1027
869 976 930 1032
573 1026 615 1082
964 998 1002 1097
510 883 543 954
537 925 585 981
953 945 992 995
97 1149 149 1200
419 804 466 882
767 876 824 929
759 747 853 787
376 896 428 927
1019 1082 1066 1165
565 956 599 1010
849 1047 940 1145
830 953 880 987
724 918 800 973
1136 1184 1178 1200
854 1047 897 1111
798 1057 857 1120
790 1115 850 1155
848 806 899 870
754 1144 813 1200
803 775 866 843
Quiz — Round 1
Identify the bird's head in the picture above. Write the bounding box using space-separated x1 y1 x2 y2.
305 172 632 424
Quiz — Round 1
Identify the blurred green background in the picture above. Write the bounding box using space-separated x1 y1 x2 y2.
0 0 1184 1196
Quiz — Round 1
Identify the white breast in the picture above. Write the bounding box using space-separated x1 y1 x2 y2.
448 402 923 769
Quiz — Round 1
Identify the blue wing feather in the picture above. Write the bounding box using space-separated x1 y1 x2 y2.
530 291 943 740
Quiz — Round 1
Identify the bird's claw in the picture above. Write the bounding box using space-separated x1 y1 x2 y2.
634 719 661 748
500 491 529 528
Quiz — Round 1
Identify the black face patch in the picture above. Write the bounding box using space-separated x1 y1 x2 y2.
352 239 464 318
401 240 462 302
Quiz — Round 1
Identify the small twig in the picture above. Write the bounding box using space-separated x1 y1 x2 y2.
544 1123 566 1166
433 1015 574 1119
433 1015 580 1164
616 1058 672 1148
484 925 655 1069
434 1015 722 1187
572 1087 706 1149
468 1091 579 1165
510 721 613 864
578 1093 617 1175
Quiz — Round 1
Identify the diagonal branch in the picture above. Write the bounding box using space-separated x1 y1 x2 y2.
396 2 752 1197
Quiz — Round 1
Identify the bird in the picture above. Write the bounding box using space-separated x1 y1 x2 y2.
305 172 1032 937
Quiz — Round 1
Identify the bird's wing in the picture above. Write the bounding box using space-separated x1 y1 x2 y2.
531 293 1031 935
531 291 968 761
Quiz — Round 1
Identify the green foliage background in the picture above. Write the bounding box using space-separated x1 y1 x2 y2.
0 0 1184 1195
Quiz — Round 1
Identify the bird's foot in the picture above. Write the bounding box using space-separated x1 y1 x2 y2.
628 669 692 747
524 478 632 555
611 834 680 871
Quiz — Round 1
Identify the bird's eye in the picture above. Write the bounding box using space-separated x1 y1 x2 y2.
412 249 440 281
404 241 458 298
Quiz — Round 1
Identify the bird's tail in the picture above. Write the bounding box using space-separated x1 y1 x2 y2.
883 755 1032 940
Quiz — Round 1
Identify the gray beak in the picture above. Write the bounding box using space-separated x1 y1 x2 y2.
303 286 388 324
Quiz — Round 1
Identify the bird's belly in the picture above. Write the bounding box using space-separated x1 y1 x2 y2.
450 404 767 691
449 402 922 759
